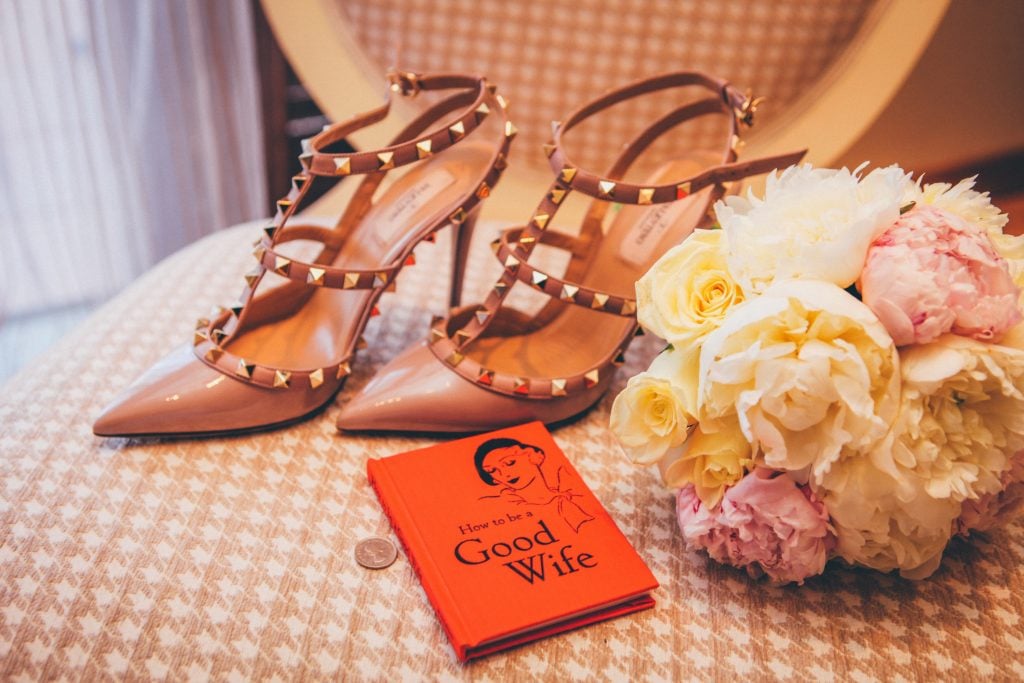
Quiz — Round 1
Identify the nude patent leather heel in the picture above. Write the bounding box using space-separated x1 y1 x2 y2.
93 71 514 437
449 205 481 308
337 71 806 434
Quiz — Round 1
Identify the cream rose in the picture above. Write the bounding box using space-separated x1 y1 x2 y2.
661 424 752 508
610 346 700 465
888 335 1024 502
635 229 743 345
716 164 905 293
698 280 899 482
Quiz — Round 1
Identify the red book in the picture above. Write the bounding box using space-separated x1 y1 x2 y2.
367 421 658 662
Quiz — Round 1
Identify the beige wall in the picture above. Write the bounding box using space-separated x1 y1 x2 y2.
839 0 1024 172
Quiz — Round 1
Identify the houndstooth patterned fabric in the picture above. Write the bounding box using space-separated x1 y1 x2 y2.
341 0 877 176
3 220 1024 679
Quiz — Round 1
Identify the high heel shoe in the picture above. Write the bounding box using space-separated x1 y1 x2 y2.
336 71 805 433
94 70 514 437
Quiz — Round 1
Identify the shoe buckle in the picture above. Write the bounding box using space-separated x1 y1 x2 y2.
734 89 764 128
387 71 422 98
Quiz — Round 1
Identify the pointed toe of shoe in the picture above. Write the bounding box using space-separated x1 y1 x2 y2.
337 341 604 434
93 345 328 437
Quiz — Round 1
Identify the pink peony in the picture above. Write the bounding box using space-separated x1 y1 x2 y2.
676 469 835 584
859 205 1020 346
957 451 1024 535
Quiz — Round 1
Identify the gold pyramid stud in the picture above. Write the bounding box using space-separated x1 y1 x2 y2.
620 300 637 316
276 198 292 214
193 329 209 346
493 281 508 295
638 188 655 205
308 368 324 389
496 94 509 110
229 302 244 318
731 134 745 154
336 362 351 379
677 182 692 199
550 378 567 397
634 326 645 337
512 377 530 395
212 304 229 317
404 253 416 266
343 272 359 289
204 347 224 363
543 143 557 158
532 271 548 288
559 167 577 184
518 235 536 245
486 81 497 94
195 317 210 330
416 140 433 159
244 268 262 289
490 238 501 254
504 254 519 271
449 208 467 225
376 151 395 170
236 359 255 379
252 245 266 262
357 336 369 350
494 153 508 171
598 180 616 198
476 369 495 385
448 120 466 142
549 188 567 205
298 153 314 169
307 267 325 286
583 369 600 388
274 256 291 276
560 284 579 302
474 102 490 122
373 272 388 287
300 138 312 155
591 293 609 310
291 174 307 192
263 223 278 240
429 327 445 344
445 351 465 367
454 329 471 345
476 182 491 199
475 310 489 324
273 370 291 389
504 121 517 138
613 351 626 366
385 281 397 293
532 213 550 230
333 157 351 175
211 329 227 344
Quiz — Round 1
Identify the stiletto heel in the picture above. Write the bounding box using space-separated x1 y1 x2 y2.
337 71 805 434
94 70 514 437
448 205 481 308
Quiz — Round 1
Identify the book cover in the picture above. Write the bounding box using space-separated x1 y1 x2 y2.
367 421 658 662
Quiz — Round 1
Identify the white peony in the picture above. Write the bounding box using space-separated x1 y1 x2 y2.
715 164 906 294
888 335 1024 502
698 280 899 482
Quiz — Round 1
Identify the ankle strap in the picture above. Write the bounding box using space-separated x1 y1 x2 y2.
300 72 502 177
548 71 805 204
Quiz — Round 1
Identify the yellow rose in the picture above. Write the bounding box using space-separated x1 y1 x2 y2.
661 425 752 508
610 346 699 465
635 229 743 345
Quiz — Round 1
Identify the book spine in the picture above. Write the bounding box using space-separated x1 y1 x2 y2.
367 460 472 661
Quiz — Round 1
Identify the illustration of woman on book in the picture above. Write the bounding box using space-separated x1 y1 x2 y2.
474 438 594 533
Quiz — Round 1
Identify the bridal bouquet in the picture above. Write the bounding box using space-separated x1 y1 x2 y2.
610 164 1024 583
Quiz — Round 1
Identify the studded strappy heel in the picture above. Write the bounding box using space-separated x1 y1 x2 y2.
336 71 805 434
94 71 514 437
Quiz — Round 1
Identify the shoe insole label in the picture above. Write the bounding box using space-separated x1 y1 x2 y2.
618 198 696 268
374 168 458 248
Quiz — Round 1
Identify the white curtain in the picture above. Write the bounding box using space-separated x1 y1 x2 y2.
0 0 267 318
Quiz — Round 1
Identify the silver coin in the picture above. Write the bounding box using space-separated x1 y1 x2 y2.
355 536 398 569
